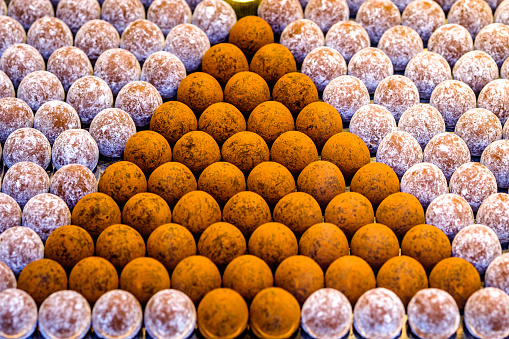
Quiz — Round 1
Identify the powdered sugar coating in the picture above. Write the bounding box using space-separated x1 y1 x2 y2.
52 129 99 171
505 120 509 139
373 75 419 122
3 128 51 169
404 51 452 100
144 289 196 339
356 0 401 44
349 104 397 153
56 0 101 34
429 80 476 129
348 47 393 94
426 193 474 240
280 19 325 64
455 108 502 157
449 162 498 212
22 193 71 242
325 21 370 63
26 17 73 60
423 132 470 181
478 79 509 125
478 194 509 245
0 261 16 292
66 76 114 125
1 162 50 209
115 81 163 127
148 0 192 36
323 75 370 123
0 289 37 339
74 20 120 62
89 108 137 158
301 288 352 339
34 101 81 145
120 20 165 63
398 104 445 149
428 24 473 68
481 140 509 188
92 290 143 339
453 51 498 95
0 193 22 234
101 0 145 34
192 0 237 45
401 0 445 42
376 131 423 178
94 48 141 96
7 0 54 30
378 26 422 72
50 164 98 210
164 24 210 73
304 0 349 33
141 51 187 99
301 47 347 92
0 44 45 88
39 290 91 339
47 46 93 92
0 16 26 57
258 0 303 35
465 288 509 339
495 0 509 24
474 24 509 68
0 226 44 275
353 288 405 339
0 98 33 144
407 289 460 339
17 71 65 112
485 253 509 294
448 0 493 39
400 162 448 208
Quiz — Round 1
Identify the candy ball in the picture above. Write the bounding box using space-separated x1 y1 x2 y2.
74 20 120 62
173 131 221 174
147 162 197 207
96 224 146 270
405 51 452 100
172 191 221 235
147 0 192 35
222 192 271 238
124 131 172 175
481 140 509 188
350 104 397 154
374 75 420 123
323 75 370 123
447 0 493 38
478 79 509 127
147 223 196 271
71 192 122 238
120 257 170 304
401 0 445 42
17 71 65 112
376 131 423 178
428 24 474 67
192 0 236 45
177 72 223 114
297 161 346 209
122 193 171 238
273 192 322 236
453 51 498 95
250 43 297 87
3 127 51 169
356 0 401 44
273 72 319 116
0 226 44 276
475 23 509 67
477 193 509 245
402 224 451 272
348 47 394 94
56 0 101 34
202 43 248 86
0 261 16 292
325 21 370 63
350 162 400 209
94 48 141 96
101 0 145 34
271 131 318 176
257 0 303 35
27 17 73 60
398 104 445 149
247 101 294 146
464 288 509 339
164 23 210 73
115 81 163 127
401 162 448 208
33 101 81 144
0 193 21 233
485 253 509 294
149 101 197 146
47 46 93 91
304 0 349 33
198 162 246 205
8 0 54 30
228 16 274 58
50 164 97 210
378 26 423 71
198 222 246 268
17 258 67 305
0 44 45 88
223 255 273 302
376 192 425 240
44 225 94 270
2 162 50 209
425 193 474 240
0 289 38 339
429 80 476 129
221 131 268 174
66 76 114 125
247 162 296 206
280 19 325 64
224 71 271 115
248 222 298 269
301 47 347 92
0 97 34 144
120 19 165 63
22 193 70 242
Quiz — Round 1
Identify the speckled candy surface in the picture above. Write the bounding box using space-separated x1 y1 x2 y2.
147 0 192 35
1 162 50 209
398 104 445 149
0 288 38 339
401 0 445 43
66 76 114 125
455 108 502 157
464 288 509 339
0 44 45 89
423 132 471 181
485 253 509 295
34 101 81 145
26 17 73 60
3 128 51 169
376 131 423 178
257 0 303 35
0 193 22 234
192 0 236 45
0 226 44 276
280 19 324 64
428 24 474 68
74 20 120 62
47 46 93 92
429 80 476 130
356 0 401 44
477 193 509 245
448 0 493 39
17 71 65 112
50 164 98 210
453 51 499 95
164 24 210 73
401 162 448 208
52 129 99 171
378 26 423 72
0 261 16 292
94 49 141 96
404 51 452 100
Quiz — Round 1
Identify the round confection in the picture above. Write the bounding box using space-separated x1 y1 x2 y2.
0 289 37 339
475 24 509 68
0 193 21 234
0 44 44 89
101 0 145 34
455 108 502 156
257 0 302 35
479 79 509 126
321 133 370 181
164 24 210 73
222 132 270 175
94 49 141 96
34 101 81 145
223 255 273 302
301 47 347 93
297 161 346 209
407 289 460 339
248 222 298 269
198 103 246 145
270 131 318 176
26 17 73 60
402 224 451 272
453 51 498 95
47 47 93 92
323 76 370 123
197 222 246 269
378 26 422 73
448 0 493 39
66 76 114 125
150 102 197 146
280 19 325 64
74 20 120 62
124 131 172 175
426 193 474 240
304 0 349 33
44 225 94 271
3 128 51 169
373 76 419 124
398 104 445 149
192 0 236 45
69 257 119 304
56 0 101 34
222 192 271 237
404 51 452 100
17 259 67 305
147 162 197 207
0 261 16 292
172 191 221 235
22 193 70 242
401 0 445 43
478 193 509 245
89 108 137 158
173 131 221 174
485 253 509 294
273 72 318 116
247 101 294 146
464 288 509 339
247 162 296 206
376 131 422 178
429 80 476 129
177 72 223 114
0 16 26 57
224 71 271 115
273 192 322 236
122 193 172 238
171 255 222 304
147 0 192 36
7 0 54 30
92 290 142 339
0 226 44 276
228 16 274 58
0 71 14 101
350 163 400 209
356 0 401 44
115 82 162 128
120 20 165 63
72 193 121 238
52 129 99 171
99 161 147 206
325 21 370 63
198 162 246 205
202 43 248 86
376 192 424 241
96 224 146 270
145 290 196 339
17 71 65 112
353 288 405 339
250 43 297 87
1 162 50 209
481 140 509 189
423 133 470 181
495 0 509 23
348 47 393 95
147 223 196 271
50 164 97 210
401 162 447 208
428 24 473 68
349 104 397 154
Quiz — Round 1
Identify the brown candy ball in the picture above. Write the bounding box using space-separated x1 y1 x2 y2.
273 72 318 116
348 47 394 95
399 104 445 149
96 224 146 270
124 131 172 175
429 80 477 129
172 191 221 235
147 223 196 271
356 0 401 44
199 103 246 145
301 47 347 92
120 19 165 63
177 72 223 114
478 193 509 245
44 225 94 270
94 48 141 96
191 0 237 45
271 131 318 176
296 102 342 150
148 162 197 207
257 0 303 35
453 51 498 95
27 17 73 60
297 161 346 209
405 51 452 100
8 0 54 30
376 131 423 178
0 261 16 292
0 193 22 234
0 16 26 58
56 0 101 34
47 46 93 91
0 289 38 339
247 101 295 146
248 222 298 269
198 162 246 205
351 162 400 209
1 162 50 209
402 224 451 272
485 253 509 294
101 0 145 34
66 76 114 125
401 0 445 42
173 131 221 174
147 0 192 36
455 108 502 157
17 71 65 112
280 19 325 64
18 259 67 306
448 0 493 38
228 16 274 58
150 101 197 146
98 161 147 206
378 26 423 72
202 43 249 86
164 23 210 73
33 101 81 145
423 132 470 182
0 98 33 144
250 43 297 87
273 192 322 236
3 127 51 169
72 192 122 238
198 222 246 268
428 24 474 68
481 140 509 189
222 191 271 238
325 21 370 63
115 81 163 127
247 161 296 206
222 131 270 174
475 23 509 67
0 44 45 89
225 71 271 115
120 257 170 304
74 20 120 62
122 193 172 238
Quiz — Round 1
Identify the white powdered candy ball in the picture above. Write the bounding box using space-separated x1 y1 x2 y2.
50 164 98 210
478 193 509 245
426 193 474 241
0 193 22 234
3 128 52 169
301 47 347 92
66 76 114 125
17 71 65 112
423 132 470 181
475 23 509 67
147 0 192 36
349 104 397 153
34 101 81 145
401 0 445 43
22 193 71 242
378 26 422 72
356 0 401 44
0 261 16 292
0 71 15 100
323 75 370 123
280 19 324 64
374 75 419 122
448 0 493 39
348 47 393 95
405 51 452 100
0 98 34 144
304 0 349 33
453 51 498 95
429 80 476 130
115 81 163 127
495 0 509 24
325 21 370 63
376 131 423 178
164 24 210 73
94 48 141 96
485 253 509 294
258 0 303 35
481 140 509 188
455 108 502 157
0 226 44 275
449 162 498 212
0 16 26 57
398 104 445 149
464 288 509 339
56 0 101 34
120 19 165 63
428 24 473 68
401 162 448 208
47 46 93 92
1 162 50 209
7 0 54 30
0 44 45 88
141 51 187 99
26 17 73 60
101 0 145 34
75 20 120 62
52 129 99 171
478 79 509 125
192 0 236 45
0 289 38 339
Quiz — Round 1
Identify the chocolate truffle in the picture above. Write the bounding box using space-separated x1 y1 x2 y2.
147 223 196 271
17 71 65 112
301 47 347 92
248 222 298 269
172 191 221 235
66 76 114 125
423 133 470 181
356 0 401 44
0 289 38 339
72 193 121 238
401 0 445 42
349 104 397 153
273 72 319 116
0 193 22 234
198 222 246 268
222 191 271 237
0 44 45 88
398 104 445 149
48 48 92 93
17 258 67 305
120 20 165 63
426 193 474 240
247 162 296 206
405 51 452 100
374 75 420 123
101 0 145 34
198 162 246 205
456 108 502 156
164 24 210 73
348 47 394 94
222 132 270 174
96 224 146 270
122 193 172 238
247 102 294 146
0 261 16 292
228 16 273 58
272 192 322 236
26 17 73 60
94 49 141 96
325 21 370 63
192 0 236 45
479 79 509 125
147 162 197 207
280 19 324 64
7 0 54 30
44 225 94 270
250 43 297 86
56 0 101 34
198 103 246 145
1 161 50 209
0 16 26 57
99 161 147 206
173 131 221 174
0 226 44 276
481 140 509 188
3 127 51 169
0 97 31 143
378 26 423 72
376 192 425 240
453 51 498 95
124 131 172 175
50 164 97 210
321 133 370 181
177 72 223 114
147 0 192 35
149 101 197 146
402 224 451 272
401 162 448 208
304 0 349 33
376 131 423 178
270 131 318 175
202 43 249 86
34 101 81 145
485 253 509 294
428 24 474 68
351 163 400 209
74 20 120 62
257 0 303 35
115 81 163 128
477 193 509 245
429 80 476 129
448 0 493 38
297 161 346 209
223 255 273 301
120 257 170 304
224 71 271 115
465 288 509 339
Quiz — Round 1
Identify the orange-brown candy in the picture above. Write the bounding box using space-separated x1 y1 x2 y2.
172 191 221 235
402 224 452 272
325 255 376 305
228 16 274 57
177 72 223 114
71 192 122 238
224 71 271 115
300 223 349 271
223 255 274 302
350 162 400 209
377 256 428 307
275 255 324 305
147 223 196 271
202 43 249 86
122 193 172 238
17 259 67 305
198 162 246 205
198 222 246 268
248 222 298 269
44 225 94 270
171 255 221 304
322 132 370 181
150 101 197 146
222 131 270 174
148 162 197 207
376 192 425 240
296 102 343 150
429 257 482 309
247 101 295 145
69 256 119 304
222 191 272 238
198 102 246 145
98 161 147 206
250 43 297 86
273 72 319 115
124 131 172 174
273 192 323 236
350 223 399 272
270 131 318 176
173 131 221 174
120 257 170 304
247 161 296 206
95 224 146 270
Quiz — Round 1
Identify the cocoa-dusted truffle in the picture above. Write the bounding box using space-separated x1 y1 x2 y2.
453 51 498 95
477 193 509 245
122 193 172 238
447 0 493 38
0 261 16 292
27 17 73 60
47 47 93 92
124 131 172 175
401 162 447 208
0 226 44 276
273 72 319 116
120 20 164 63
280 19 324 64
173 131 221 174
401 0 445 42
0 44 45 88
304 0 349 33
376 193 424 240
115 81 163 128
297 161 346 209
150 101 197 146
271 131 318 176
0 16 26 57
349 48 393 95
351 163 400 209
51 164 98 210
405 51 452 100
224 72 270 115
74 20 120 62
72 192 122 238
273 192 322 236
94 48 141 96
428 24 474 68
99 161 147 206
378 26 422 72
198 103 246 145
376 131 423 178
172 191 221 235
3 127 51 169
426 193 474 240
164 24 210 73
222 131 270 174
464 288 509 339
148 162 197 207
56 0 101 34
33 101 81 144
147 223 196 271
257 0 303 35
18 258 67 305
479 79 509 125
198 162 246 205
481 140 509 188
398 104 445 149
223 255 273 301
140 51 186 101
66 76 114 125
8 0 54 30
429 80 476 129
356 0 401 44
423 133 470 182
177 72 223 114
248 222 298 269
198 222 246 268
147 0 192 36
402 224 450 272
0 98 33 144
296 102 342 150
202 43 248 86
222 191 271 238
325 21 370 63
228 16 274 58
485 253 509 294
247 101 295 146
247 162 296 206
96 224 146 270
192 0 236 45
2 162 50 209
250 43 297 86
101 0 145 34
0 193 21 233
350 104 397 154
0 289 38 339
301 47 347 92
120 257 170 304
44 225 94 270
17 71 65 112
